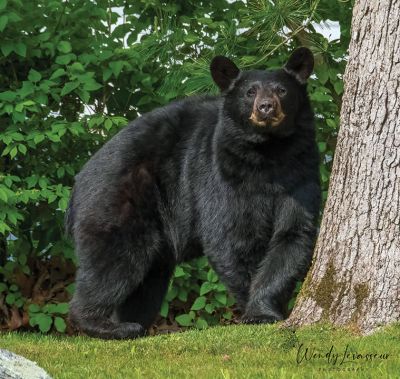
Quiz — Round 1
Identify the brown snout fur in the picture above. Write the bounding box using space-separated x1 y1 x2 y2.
249 94 285 127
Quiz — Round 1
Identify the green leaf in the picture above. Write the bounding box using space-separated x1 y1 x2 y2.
50 68 66 80
15 103 24 112
1 42 13 57
320 165 329 183
311 92 332 102
0 15 8 32
0 188 8 202
4 261 15 272
26 176 38 188
165 286 178 301
35 93 48 105
14 42 26 57
70 62 85 72
184 33 199 43
175 314 193 327
4 104 13 113
174 266 185 278
10 146 18 158
39 32 50 42
66 283 75 295
0 283 7 292
29 304 41 313
99 50 113 61
57 41 72 54
18 144 27 155
104 118 112 130
160 300 169 318
318 142 327 153
0 0 6 10
191 296 206 311
226 295 235 307
215 292 227 305
205 303 215 314
207 270 219 283
200 282 214 296
54 303 69 314
315 66 329 84
19 81 35 98
0 91 16 101
177 288 188 302
77 89 90 103
58 197 68 211
6 293 15 305
18 254 27 265
55 54 75 65
29 314 38 327
333 80 344 95
38 177 47 189
60 81 79 96
83 81 102 91
9 284 18 291
54 317 66 333
22 100 35 106
102 68 112 81
109 61 124 78
7 211 18 225
326 119 337 129
33 134 45 144
36 313 53 333
47 193 57 203
195 318 208 329
0 222 10 234
28 69 42 83
1 145 11 157
57 167 65 178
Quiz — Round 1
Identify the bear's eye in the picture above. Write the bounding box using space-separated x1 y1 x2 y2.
277 87 287 97
247 87 257 97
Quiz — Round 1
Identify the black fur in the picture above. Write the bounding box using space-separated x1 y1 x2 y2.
66 48 321 339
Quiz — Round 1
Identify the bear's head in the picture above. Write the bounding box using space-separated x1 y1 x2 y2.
210 47 314 137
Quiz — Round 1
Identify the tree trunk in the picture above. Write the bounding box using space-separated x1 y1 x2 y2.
287 0 400 334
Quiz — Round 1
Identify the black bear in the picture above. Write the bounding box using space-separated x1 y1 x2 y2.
66 47 321 339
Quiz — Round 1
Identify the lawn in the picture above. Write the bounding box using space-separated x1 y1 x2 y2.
1 323 399 379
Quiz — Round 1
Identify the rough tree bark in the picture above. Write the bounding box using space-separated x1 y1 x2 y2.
287 0 400 334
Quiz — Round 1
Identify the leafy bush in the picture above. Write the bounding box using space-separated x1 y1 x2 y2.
0 0 352 333
28 302 69 333
160 258 235 331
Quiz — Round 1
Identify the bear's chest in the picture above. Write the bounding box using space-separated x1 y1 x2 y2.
196 170 282 251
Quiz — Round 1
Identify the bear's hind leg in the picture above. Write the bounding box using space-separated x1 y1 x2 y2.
69 265 146 339
116 253 175 329
69 232 159 339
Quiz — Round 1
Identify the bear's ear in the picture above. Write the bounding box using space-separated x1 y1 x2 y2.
284 47 314 84
210 56 240 91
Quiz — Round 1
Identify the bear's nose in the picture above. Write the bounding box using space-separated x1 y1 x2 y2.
257 99 275 116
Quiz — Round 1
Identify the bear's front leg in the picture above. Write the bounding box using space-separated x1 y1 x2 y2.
243 192 318 324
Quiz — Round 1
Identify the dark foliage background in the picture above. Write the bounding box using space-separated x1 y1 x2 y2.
0 0 352 334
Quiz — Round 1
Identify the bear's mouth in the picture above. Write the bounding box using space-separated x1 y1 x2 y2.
249 112 286 127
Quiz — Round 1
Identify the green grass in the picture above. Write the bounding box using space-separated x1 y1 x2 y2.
1 324 399 379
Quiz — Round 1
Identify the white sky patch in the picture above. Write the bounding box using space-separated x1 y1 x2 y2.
312 20 341 42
